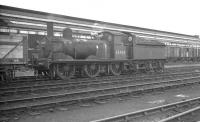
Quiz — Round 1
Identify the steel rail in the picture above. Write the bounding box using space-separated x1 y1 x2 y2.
0 75 200 111
90 97 200 122
1 65 198 87
1 71 199 96
1 75 199 103
1 67 199 89
159 106 200 122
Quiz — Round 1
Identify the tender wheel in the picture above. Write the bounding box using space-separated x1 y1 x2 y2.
145 62 153 72
109 63 122 75
154 61 163 72
158 61 164 72
148 62 154 72
84 63 100 77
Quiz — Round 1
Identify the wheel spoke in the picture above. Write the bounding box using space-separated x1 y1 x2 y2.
110 63 122 75
84 64 100 77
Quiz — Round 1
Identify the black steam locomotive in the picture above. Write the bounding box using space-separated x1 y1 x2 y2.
33 28 166 79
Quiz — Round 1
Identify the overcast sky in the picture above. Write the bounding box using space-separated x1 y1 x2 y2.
1 0 200 36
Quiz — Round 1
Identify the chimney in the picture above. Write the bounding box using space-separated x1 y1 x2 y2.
47 22 53 38
63 28 73 40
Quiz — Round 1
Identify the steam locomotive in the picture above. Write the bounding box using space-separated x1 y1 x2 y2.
33 28 166 79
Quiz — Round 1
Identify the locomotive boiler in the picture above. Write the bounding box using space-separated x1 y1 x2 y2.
38 29 109 61
35 28 166 79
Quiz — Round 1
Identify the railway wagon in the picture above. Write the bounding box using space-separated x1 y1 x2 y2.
191 46 200 61
165 44 179 62
166 44 200 62
33 28 166 79
0 34 27 81
198 47 200 61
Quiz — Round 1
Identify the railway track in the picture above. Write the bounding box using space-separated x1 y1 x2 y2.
1 71 200 97
0 73 200 113
159 106 200 122
91 96 200 122
2 66 200 89
0 76 50 86
2 65 200 86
